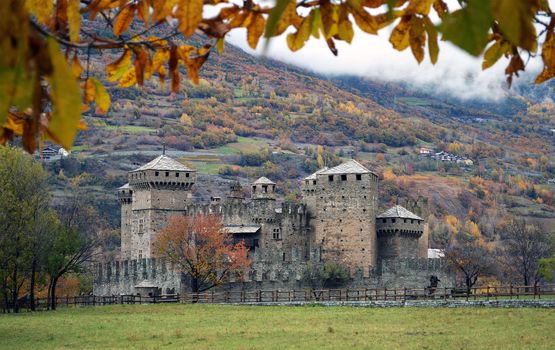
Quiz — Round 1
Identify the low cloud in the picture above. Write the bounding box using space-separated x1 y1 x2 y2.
227 27 543 101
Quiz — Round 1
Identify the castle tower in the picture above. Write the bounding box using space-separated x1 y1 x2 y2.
376 205 424 260
227 180 245 203
118 183 133 259
308 160 379 276
251 177 276 200
404 197 430 258
122 155 196 260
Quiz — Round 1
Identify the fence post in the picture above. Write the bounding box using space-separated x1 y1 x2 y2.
486 286 490 301
384 288 387 301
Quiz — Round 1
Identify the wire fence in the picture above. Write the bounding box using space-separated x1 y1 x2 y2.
12 284 555 311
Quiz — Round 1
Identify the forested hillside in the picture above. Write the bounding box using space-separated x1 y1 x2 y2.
44 23 555 249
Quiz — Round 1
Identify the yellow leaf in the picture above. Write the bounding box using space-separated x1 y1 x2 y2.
46 38 82 149
482 41 503 70
406 0 434 15
118 67 137 88
72 54 82 78
286 12 313 51
152 0 178 22
114 5 135 36
83 78 95 103
26 0 54 25
535 29 555 84
137 0 150 26
107 50 132 82
89 77 111 114
247 13 265 49
67 0 80 42
176 0 203 37
265 0 297 37
390 16 411 51
424 16 439 64
320 0 339 39
491 0 536 51
337 4 354 43
348 0 378 35
409 17 425 63
152 49 170 72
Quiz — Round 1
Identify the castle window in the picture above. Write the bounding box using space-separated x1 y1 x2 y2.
328 175 333 182
312 180 316 185
282 252 286 261
404 219 407 223
392 218 396 223
273 228 281 240
186 173 189 177
138 219 144 234
253 185 257 192
356 174 362 181
341 174 347 181
262 185 268 193
165 172 169 177
305 180 309 185
155 171 159 176
138 250 143 259
382 219 386 223
411 219 414 224
176 173 179 177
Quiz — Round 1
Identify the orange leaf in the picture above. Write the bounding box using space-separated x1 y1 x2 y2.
176 0 203 37
113 5 135 36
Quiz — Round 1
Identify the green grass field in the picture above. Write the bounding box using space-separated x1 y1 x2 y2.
0 304 553 349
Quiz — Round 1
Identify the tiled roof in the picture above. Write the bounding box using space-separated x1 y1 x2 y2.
225 224 261 234
304 167 328 180
319 160 374 175
376 205 423 220
132 155 194 172
253 176 275 185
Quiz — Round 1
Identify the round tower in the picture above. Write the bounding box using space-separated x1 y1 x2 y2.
118 183 133 259
376 205 424 260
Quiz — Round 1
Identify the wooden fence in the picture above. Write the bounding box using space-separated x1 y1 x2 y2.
18 284 555 310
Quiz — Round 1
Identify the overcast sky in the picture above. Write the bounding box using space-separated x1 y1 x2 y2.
224 3 550 101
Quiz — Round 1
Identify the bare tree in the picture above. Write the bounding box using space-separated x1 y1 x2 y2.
499 219 554 286
444 240 496 295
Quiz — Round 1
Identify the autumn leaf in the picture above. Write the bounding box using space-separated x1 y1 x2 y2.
176 0 203 37
265 0 297 38
45 38 81 149
424 16 439 64
535 26 555 84
247 13 265 49
337 4 354 43
114 5 135 36
491 0 536 52
441 0 493 56
286 11 314 51
107 50 132 82
133 47 149 85
152 0 178 22
505 52 525 87
83 78 95 103
67 0 80 42
390 16 411 51
409 16 425 63
26 0 54 25
320 0 339 39
118 67 137 88
137 0 150 26
89 77 111 114
406 0 434 15
482 40 506 69
71 53 82 78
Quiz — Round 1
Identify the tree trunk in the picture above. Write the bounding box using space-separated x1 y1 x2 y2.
11 261 18 313
30 259 37 311
50 276 59 310
191 277 199 303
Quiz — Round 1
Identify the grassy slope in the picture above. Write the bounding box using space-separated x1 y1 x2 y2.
0 305 553 349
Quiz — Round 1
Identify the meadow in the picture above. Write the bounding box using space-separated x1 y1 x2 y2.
0 304 553 349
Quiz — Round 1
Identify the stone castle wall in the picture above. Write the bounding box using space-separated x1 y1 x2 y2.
93 257 454 296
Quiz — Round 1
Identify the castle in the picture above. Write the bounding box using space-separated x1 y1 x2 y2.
94 155 452 296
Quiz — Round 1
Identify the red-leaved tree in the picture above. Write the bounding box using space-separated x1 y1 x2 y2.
154 214 250 293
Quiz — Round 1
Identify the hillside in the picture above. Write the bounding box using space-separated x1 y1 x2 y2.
43 21 555 246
